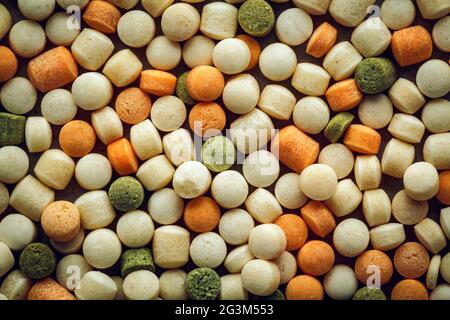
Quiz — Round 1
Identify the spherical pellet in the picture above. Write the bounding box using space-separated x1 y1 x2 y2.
370 223 406 251
380 0 415 30
41 89 77 126
190 232 227 268
394 242 429 279
9 20 46 58
248 224 286 260
148 188 183 225
182 35 215 69
433 16 450 52
211 170 249 209
421 99 450 134
0 183 8 215
416 59 450 98
224 245 254 274
173 161 211 199
0 146 29 184
297 240 335 276
56 254 93 292
274 173 308 210
355 250 393 286
0 214 37 252
123 270 159 300
0 4 12 41
108 176 144 212
75 271 117 300
431 284 450 300
219 209 255 245
19 243 56 279
245 188 282 223
83 229 122 269
159 269 188 300
241 259 280 296
351 17 392 58
441 207 450 240
45 12 80 46
325 179 362 217
183 197 220 233
355 58 397 94
150 95 186 132
392 190 428 225
161 3 200 42
299 164 337 201
333 218 369 258
117 10 155 48
146 36 181 71
324 265 358 300
403 162 439 201
75 154 112 191
71 72 113 111
259 42 297 81
414 218 447 254
18 0 55 21
318 143 354 180
201 136 236 173
276 8 312 46
292 96 329 134
1 77 37 115
0 242 14 278
59 120 96 158
116 210 154 248
273 251 297 285
25 117 52 153
391 279 429 300
223 74 260 115
243 150 279 188
213 38 250 75
358 94 393 129
441 253 450 283
200 2 238 40
285 275 324 300
423 133 450 170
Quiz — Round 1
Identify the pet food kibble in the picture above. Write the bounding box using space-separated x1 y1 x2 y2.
297 240 334 276
186 66 224 102
115 88 151 125
394 242 429 279
120 248 155 278
424 133 450 170
370 223 406 251
306 22 336 58
301 201 336 238
200 2 238 40
25 117 52 153
220 274 248 300
184 197 220 233
351 18 391 58
274 173 308 210
159 269 187 300
190 232 227 268
0 242 14 278
380 0 415 30
324 265 358 300
1 77 36 115
56 255 92 291
142 0 173 17
18 0 54 21
325 79 363 112
150 96 186 133
441 253 450 283
9 20 46 58
213 38 250 75
83 229 122 269
414 218 447 254
300 164 337 201
431 284 450 300
224 245 254 274
358 94 393 129
440 207 450 240
107 138 139 176
103 49 143 88
0 269 33 300
404 162 439 201
426 255 441 290
130 120 162 161
392 26 433 67
243 150 279 188
285 275 323 300
9 175 55 222
275 214 307 251
186 268 220 300
276 8 313 46
381 138 415 178
391 279 429 300
176 72 195 105
41 89 77 126
161 3 199 42
75 271 117 300
189 102 226 137
0 146 29 184
433 16 450 52
34 149 75 190
259 43 297 81
248 223 286 259
108 176 144 212
182 35 215 69
75 153 112 190
201 136 236 173
333 218 369 257
59 120 96 158
421 99 450 134
273 251 297 285
238 0 275 37
41 201 80 242
355 250 393 286
291 63 331 96
173 161 211 199
0 214 37 251
437 171 450 206
329 0 375 27
212 170 249 209
91 107 123 145
141 70 177 97
325 179 362 217
258 84 295 120
75 190 116 230
363 189 391 227
45 12 80 46
318 144 354 179
72 72 113 111
354 155 381 191
388 113 425 144
224 74 260 115
219 209 255 245
0 46 18 83
236 35 261 70
71 28 114 71
116 211 154 248
50 229 85 255
324 112 354 143
0 4 12 40
271 125 319 173
19 243 56 279
353 287 386 300
117 10 155 48
392 190 428 225
245 188 282 223
323 42 362 81
146 36 181 71
0 183 8 215
162 129 192 164
355 58 397 94
83 0 121 34
27 278 75 300
388 78 426 114
416 59 450 98
417 0 450 20
241 259 280 296
123 270 159 300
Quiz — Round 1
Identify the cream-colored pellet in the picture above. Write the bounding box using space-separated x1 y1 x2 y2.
173 161 211 199
441 207 450 240
292 0 331 15
325 179 362 217
0 183 8 215
432 16 450 52
224 74 260 115
323 41 363 81
273 251 297 285
162 128 195 167
245 188 282 223
351 17 391 57
123 270 160 300
83 229 121 269
18 0 55 21
220 274 248 300
241 259 280 296
91 106 123 145
116 210 154 248
148 188 184 225
388 113 425 144
71 28 114 71
363 189 392 227
56 254 93 292
243 150 279 188
200 2 238 40
146 36 181 71
416 0 450 20
136 155 175 191
0 4 12 41
441 253 450 283
25 117 52 153
151 95 186 132
161 3 200 42
50 229 85 255
274 173 308 210
190 232 227 268
276 8 313 46
324 264 358 300
354 155 381 191
414 218 447 254
423 133 450 170
427 255 441 290
358 94 393 129
370 223 406 251
72 72 113 111
392 190 428 226
0 213 37 251
34 149 75 190
130 120 162 161
142 0 174 18
159 269 188 300
182 35 215 68
248 224 286 260
258 84 295 121
416 59 450 99
75 153 112 191
75 190 116 230
381 138 415 178
9 175 55 222
219 209 255 245
224 245 254 274
211 170 249 209
403 162 439 201
421 99 450 134
1 77 37 115
0 146 29 184
291 63 331 96
0 242 14 277
333 218 369 257
45 12 80 46
380 0 415 30
318 143 354 179
103 49 143 87
0 270 33 300
75 271 117 300
388 78 426 114
259 43 297 81
213 38 250 75
329 0 376 27
431 284 450 300
153 226 190 269
41 89 77 126
300 164 337 201
9 20 46 58
118 10 155 48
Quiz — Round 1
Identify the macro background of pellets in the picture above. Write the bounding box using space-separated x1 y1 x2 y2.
0 0 449 302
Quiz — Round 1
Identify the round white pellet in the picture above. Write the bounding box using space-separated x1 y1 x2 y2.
190 232 227 268
219 209 255 245
71 72 113 111
116 210 154 248
318 143 354 180
274 173 308 210
82 229 122 269
161 3 200 42
0 77 36 115
148 188 184 225
380 0 415 30
41 89 77 125
243 150 280 188
241 259 280 296
0 213 37 251
45 12 80 46
159 269 188 300
358 94 393 129
173 161 211 199
421 99 450 134
259 43 297 81
213 38 250 75
276 8 313 46
9 20 46 58
123 270 160 300
182 35 215 68
292 97 330 134
416 59 450 98
333 218 370 258
75 154 112 190
146 36 181 71
324 264 358 300
249 224 286 260
150 96 186 132
403 162 439 201
299 164 337 201
0 146 29 185
211 170 249 209
117 10 155 48
432 16 450 52
223 74 260 114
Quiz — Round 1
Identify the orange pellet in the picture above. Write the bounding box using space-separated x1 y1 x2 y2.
437 170 450 206
285 275 324 300
236 34 261 70
355 250 393 286
28 278 76 300
27 46 78 93
115 87 152 125
186 66 225 102
83 0 121 34
140 70 177 96
391 26 433 67
107 138 139 176
391 279 429 300
306 22 337 58
183 196 221 233
41 201 81 242
297 240 335 276
275 214 308 251
343 124 382 155
271 125 320 174
0 46 18 83
325 79 363 112
188 102 226 137
394 242 430 279
59 120 96 158
300 201 336 238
